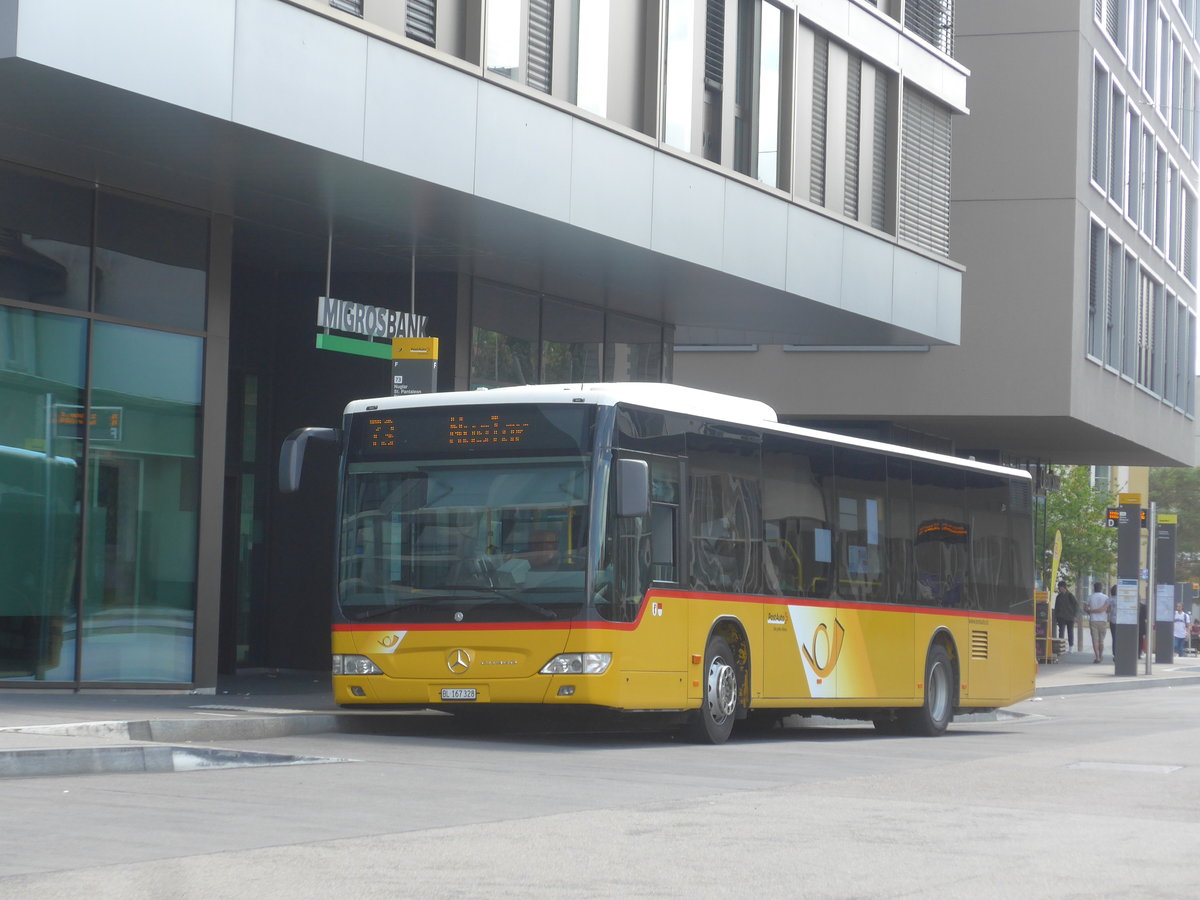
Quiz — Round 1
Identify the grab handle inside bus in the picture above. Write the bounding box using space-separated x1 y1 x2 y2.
279 427 340 493
615 458 649 518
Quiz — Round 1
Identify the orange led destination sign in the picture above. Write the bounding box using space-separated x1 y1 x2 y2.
1105 507 1147 527
53 404 122 442
366 417 397 449
448 413 531 446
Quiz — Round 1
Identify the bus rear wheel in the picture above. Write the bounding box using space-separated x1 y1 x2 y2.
688 635 739 744
901 644 955 736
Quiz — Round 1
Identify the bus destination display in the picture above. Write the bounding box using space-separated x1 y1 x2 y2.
448 413 530 446
366 417 397 449
352 404 593 460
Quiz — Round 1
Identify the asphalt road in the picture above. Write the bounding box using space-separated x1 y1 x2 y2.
3 687 1199 899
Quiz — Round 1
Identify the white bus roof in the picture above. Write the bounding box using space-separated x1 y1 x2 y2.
344 383 1030 482
346 383 779 423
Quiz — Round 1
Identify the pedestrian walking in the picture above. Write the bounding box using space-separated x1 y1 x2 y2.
1108 584 1118 662
1053 581 1078 649
1085 581 1110 663
1173 603 1191 656
1138 597 1148 658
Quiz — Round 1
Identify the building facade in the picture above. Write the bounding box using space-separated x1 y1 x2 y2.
0 0 966 688
678 0 1199 469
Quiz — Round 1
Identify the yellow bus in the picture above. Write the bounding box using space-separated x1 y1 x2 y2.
280 383 1035 743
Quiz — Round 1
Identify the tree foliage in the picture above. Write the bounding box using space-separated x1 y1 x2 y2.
1149 466 1200 583
1038 465 1116 589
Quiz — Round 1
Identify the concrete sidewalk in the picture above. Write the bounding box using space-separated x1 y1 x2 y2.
2 651 1199 773
1034 644 1200 694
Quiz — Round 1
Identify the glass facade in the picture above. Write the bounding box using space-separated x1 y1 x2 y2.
0 164 208 683
469 279 669 387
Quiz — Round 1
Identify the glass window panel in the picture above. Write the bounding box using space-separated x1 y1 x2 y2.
834 447 886 603
0 307 85 681
687 432 761 594
886 456 914 606
471 281 539 388
542 298 602 383
94 193 208 331
0 167 92 311
762 434 834 598
912 462 967 608
605 313 662 381
80 323 202 682
757 1 782 187
664 0 696 151
486 0 522 80
574 0 610 116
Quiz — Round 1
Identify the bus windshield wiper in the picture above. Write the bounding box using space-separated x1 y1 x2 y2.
347 597 434 621
438 584 559 620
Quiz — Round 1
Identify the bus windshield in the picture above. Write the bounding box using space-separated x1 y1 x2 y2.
339 457 591 622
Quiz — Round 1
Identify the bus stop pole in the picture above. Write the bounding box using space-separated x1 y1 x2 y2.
1145 503 1155 676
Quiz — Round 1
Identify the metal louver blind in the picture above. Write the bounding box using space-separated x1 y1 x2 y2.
527 0 554 94
406 0 436 47
1185 192 1198 282
904 0 954 57
897 89 951 256
844 55 862 220
1091 65 1107 184
329 0 363 16
1104 0 1119 43
1107 236 1121 365
810 35 829 206
705 0 725 90
1088 222 1105 359
871 71 888 230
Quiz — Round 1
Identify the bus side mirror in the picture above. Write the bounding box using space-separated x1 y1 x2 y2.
279 427 340 493
615 458 649 518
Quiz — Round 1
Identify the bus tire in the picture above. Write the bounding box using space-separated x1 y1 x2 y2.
902 644 955 736
688 635 739 744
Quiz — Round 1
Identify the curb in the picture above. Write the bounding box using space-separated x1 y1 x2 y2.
0 713 340 743
0 744 345 779
1033 674 1200 696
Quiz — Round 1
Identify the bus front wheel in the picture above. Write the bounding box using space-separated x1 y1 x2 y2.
901 644 955 736
688 635 739 744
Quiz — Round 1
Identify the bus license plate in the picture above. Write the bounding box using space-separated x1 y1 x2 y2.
440 688 477 701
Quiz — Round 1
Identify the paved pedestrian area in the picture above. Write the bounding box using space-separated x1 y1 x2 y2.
1 650 1198 776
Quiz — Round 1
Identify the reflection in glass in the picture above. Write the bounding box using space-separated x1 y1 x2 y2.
340 458 591 621
542 298 602 383
471 283 539 387
605 313 663 381
663 0 695 151
80 323 203 682
95 193 208 331
0 167 92 311
574 0 610 116
757 2 781 187
486 0 522 80
0 308 86 680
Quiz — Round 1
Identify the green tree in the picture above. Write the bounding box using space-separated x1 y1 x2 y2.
1038 465 1116 590
1149 466 1200 583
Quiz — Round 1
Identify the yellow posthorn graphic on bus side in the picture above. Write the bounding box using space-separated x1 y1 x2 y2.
801 619 846 679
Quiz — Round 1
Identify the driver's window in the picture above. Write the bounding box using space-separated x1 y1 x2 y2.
595 453 677 622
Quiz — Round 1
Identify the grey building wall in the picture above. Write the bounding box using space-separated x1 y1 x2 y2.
677 0 1198 467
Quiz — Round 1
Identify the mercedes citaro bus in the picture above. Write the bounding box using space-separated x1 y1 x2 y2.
280 383 1035 743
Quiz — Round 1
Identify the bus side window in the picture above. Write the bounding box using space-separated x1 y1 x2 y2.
687 433 762 594
649 458 679 582
762 435 833 598
834 447 887 605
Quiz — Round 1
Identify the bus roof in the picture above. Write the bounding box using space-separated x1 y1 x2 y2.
344 383 1030 482
346 383 779 424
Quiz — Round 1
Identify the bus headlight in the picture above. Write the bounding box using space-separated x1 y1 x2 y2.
540 653 612 675
333 654 383 675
